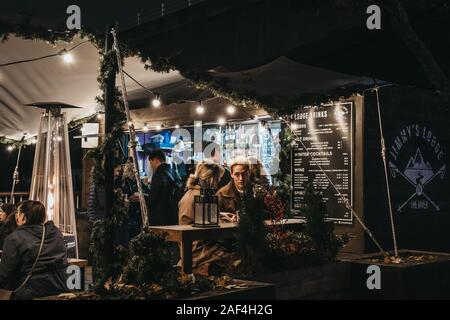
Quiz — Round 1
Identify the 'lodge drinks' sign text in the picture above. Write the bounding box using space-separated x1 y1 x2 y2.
290 102 354 224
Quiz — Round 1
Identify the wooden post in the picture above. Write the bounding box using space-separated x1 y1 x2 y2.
104 26 116 220
96 25 117 284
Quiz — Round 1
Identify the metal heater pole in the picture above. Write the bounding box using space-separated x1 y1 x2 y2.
43 111 52 211
10 141 23 203
111 28 149 227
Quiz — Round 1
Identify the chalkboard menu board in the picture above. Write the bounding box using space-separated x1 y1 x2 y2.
290 102 354 224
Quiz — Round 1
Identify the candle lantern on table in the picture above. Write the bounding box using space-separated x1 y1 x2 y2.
193 188 219 227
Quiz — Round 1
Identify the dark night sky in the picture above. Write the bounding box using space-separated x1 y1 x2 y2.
1 0 187 31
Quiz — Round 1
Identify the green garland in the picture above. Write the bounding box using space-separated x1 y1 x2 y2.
88 45 128 287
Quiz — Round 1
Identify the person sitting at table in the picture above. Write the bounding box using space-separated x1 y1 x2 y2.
178 160 236 275
216 157 251 216
0 203 17 249
0 200 68 300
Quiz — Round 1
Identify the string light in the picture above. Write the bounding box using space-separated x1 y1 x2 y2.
96 113 103 120
175 125 180 129
32 137 38 144
152 94 161 108
143 123 149 132
7 145 14 151
0 40 89 68
196 102 205 115
62 52 74 64
226 105 236 115
156 124 162 131
218 117 226 126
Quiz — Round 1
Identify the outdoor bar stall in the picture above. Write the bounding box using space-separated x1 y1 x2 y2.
124 98 280 186
79 55 450 299
1 33 449 301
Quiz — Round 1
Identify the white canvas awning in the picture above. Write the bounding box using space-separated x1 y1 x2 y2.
0 35 183 140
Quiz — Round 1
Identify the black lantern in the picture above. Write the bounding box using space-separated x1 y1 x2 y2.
193 188 219 227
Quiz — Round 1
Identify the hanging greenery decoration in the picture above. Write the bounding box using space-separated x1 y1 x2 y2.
88 45 129 288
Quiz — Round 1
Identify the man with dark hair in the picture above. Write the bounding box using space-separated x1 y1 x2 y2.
203 141 231 189
147 149 180 225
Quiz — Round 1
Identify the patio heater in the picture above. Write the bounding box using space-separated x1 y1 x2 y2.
27 102 79 258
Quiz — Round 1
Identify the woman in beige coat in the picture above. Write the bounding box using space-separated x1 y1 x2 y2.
178 161 235 275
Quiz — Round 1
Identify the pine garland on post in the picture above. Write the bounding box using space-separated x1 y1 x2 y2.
88 47 129 290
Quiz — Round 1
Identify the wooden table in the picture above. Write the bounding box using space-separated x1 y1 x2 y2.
149 219 305 274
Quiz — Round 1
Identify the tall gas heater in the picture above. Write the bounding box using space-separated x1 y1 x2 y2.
28 102 79 258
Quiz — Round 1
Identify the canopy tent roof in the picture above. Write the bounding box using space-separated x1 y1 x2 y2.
0 35 185 140
1 35 379 141
207 56 376 98
203 56 379 113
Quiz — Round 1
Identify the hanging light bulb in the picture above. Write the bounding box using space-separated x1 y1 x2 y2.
218 117 226 126
62 51 74 64
196 101 205 115
152 94 161 108
32 137 38 144
96 113 103 120
7 145 14 151
175 124 180 129
156 124 162 131
143 123 149 132
226 105 236 115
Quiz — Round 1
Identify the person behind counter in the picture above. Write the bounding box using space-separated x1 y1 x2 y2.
248 156 272 187
0 200 68 300
203 141 231 189
216 157 251 216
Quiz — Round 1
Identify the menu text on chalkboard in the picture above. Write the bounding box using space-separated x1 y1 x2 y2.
290 102 354 224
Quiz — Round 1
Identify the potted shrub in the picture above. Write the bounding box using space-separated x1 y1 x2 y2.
231 183 351 299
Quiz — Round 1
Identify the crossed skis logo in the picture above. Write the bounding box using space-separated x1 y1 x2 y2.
388 125 446 213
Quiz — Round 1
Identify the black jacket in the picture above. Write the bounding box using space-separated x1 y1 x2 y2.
0 221 68 300
147 163 178 226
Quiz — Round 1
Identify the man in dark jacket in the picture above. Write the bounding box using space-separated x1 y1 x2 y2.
147 149 179 226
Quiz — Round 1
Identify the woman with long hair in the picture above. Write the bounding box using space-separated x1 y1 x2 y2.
0 200 68 300
178 161 236 275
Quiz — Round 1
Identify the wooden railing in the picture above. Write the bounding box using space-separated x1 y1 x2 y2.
0 192 82 208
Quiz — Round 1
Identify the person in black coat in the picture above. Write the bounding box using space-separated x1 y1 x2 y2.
0 203 17 249
0 200 68 300
147 149 179 226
